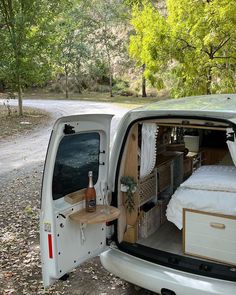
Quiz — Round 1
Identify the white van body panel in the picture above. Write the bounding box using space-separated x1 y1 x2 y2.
40 114 113 287
101 249 236 295
40 94 236 292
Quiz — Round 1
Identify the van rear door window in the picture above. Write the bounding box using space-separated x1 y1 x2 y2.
52 132 100 200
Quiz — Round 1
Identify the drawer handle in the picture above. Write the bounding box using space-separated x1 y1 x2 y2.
210 222 225 229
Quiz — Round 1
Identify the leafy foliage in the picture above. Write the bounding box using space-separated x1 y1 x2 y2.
1 0 235 110
28 0 128 98
52 1 91 98
0 0 66 114
129 0 236 97
120 176 137 213
82 0 129 97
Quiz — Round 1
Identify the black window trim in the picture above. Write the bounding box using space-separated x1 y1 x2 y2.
52 131 101 200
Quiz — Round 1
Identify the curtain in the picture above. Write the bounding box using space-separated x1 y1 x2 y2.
227 128 236 166
140 123 159 178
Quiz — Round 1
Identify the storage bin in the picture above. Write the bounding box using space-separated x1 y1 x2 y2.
157 162 172 192
139 205 161 239
139 171 157 205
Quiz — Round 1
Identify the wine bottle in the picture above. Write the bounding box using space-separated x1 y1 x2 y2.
85 171 96 212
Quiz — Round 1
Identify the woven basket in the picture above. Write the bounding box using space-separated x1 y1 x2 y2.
139 171 157 205
139 205 161 239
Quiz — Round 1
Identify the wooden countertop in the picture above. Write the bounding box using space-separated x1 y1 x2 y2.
69 205 120 224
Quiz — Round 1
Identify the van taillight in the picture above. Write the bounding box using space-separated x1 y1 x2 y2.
48 234 53 259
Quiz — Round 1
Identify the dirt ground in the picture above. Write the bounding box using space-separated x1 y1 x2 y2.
0 105 50 140
0 99 157 295
0 164 157 295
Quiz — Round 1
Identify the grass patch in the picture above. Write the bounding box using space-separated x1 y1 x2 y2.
0 105 51 140
24 90 169 107
0 90 169 140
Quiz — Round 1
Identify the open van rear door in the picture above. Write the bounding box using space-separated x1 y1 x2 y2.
40 114 113 288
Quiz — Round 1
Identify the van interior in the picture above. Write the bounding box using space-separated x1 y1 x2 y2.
116 117 236 279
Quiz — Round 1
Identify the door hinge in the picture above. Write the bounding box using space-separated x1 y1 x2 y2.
64 124 75 134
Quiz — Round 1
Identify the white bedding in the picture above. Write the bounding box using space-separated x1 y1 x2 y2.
166 188 236 230
166 165 236 229
181 165 236 193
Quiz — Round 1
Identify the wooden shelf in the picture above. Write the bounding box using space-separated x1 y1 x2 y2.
69 205 120 224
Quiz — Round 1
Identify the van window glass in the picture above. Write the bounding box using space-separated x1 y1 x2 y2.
52 132 100 200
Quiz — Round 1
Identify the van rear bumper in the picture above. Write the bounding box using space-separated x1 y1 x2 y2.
100 248 236 295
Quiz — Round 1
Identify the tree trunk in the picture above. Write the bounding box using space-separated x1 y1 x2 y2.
206 67 212 95
17 74 23 116
65 66 69 99
106 47 113 97
109 71 113 97
142 64 147 97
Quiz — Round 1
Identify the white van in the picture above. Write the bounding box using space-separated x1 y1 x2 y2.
40 94 236 295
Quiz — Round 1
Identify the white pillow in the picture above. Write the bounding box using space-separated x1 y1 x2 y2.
181 165 236 193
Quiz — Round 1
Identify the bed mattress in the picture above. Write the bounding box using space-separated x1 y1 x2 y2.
166 165 236 229
166 188 236 229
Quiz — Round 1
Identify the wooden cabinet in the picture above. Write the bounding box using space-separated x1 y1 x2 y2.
156 151 183 192
201 148 227 165
183 157 193 179
183 151 202 179
187 152 201 170
183 209 236 265
157 161 172 192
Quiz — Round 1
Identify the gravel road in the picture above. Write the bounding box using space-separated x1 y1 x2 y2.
0 99 155 295
0 99 128 178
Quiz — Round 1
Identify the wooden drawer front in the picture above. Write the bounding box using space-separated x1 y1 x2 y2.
184 209 236 265
157 163 171 192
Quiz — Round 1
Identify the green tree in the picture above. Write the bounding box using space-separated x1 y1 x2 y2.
129 0 236 97
168 0 236 96
85 0 128 97
54 2 90 98
129 2 169 94
0 0 63 115
123 0 143 6
51 0 128 98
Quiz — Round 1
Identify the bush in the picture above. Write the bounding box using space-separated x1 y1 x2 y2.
113 79 134 96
